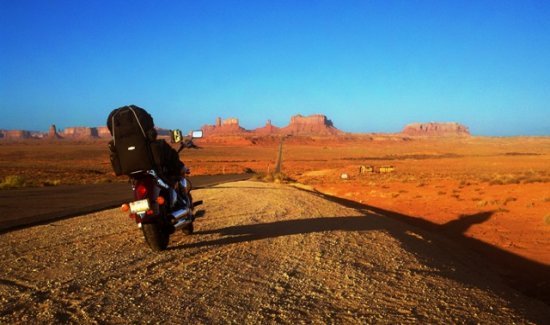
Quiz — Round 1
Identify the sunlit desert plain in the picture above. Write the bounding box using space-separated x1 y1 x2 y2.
1 135 549 268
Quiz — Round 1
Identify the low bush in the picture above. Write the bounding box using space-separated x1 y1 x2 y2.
0 175 26 189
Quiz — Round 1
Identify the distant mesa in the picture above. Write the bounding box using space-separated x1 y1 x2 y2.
202 117 247 136
402 122 470 137
59 126 112 139
43 125 112 140
97 126 111 138
202 114 342 137
0 129 32 140
0 117 473 141
63 127 100 138
281 114 341 136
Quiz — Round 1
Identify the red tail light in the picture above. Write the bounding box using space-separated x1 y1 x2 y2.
136 184 148 198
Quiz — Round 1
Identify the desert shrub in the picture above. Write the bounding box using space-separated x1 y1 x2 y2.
0 175 26 189
488 173 519 185
476 200 488 207
503 197 517 205
258 172 293 184
459 180 472 187
42 179 62 187
488 171 550 185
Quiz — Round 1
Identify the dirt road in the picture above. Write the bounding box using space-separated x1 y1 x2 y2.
0 181 548 323
0 173 250 232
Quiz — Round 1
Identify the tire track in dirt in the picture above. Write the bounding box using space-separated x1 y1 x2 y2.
0 181 549 323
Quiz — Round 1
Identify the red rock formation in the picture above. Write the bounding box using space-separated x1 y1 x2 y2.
1 130 32 140
97 126 111 138
280 114 342 136
63 127 99 138
254 120 280 135
201 114 342 137
202 117 247 136
402 122 470 137
48 124 62 139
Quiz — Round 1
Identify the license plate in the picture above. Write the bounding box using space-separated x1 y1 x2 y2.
129 199 150 213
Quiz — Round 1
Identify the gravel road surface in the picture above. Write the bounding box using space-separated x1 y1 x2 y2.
0 181 548 323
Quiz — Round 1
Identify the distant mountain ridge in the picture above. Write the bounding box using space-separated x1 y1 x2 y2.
402 122 470 137
1 116 472 140
201 114 342 136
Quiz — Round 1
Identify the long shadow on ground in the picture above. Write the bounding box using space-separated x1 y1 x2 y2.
174 189 549 311
311 192 550 306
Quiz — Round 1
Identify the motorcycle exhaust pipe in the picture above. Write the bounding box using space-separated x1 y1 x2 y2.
171 208 192 230
173 218 192 230
171 208 190 220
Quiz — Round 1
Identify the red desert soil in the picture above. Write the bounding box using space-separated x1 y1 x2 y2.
1 181 549 323
0 137 548 265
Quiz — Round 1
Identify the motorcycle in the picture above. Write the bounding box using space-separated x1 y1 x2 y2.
120 129 203 251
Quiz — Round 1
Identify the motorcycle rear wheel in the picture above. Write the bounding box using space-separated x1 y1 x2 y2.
142 222 169 251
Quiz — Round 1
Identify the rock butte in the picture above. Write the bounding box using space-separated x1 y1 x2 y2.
402 122 470 137
1 115 471 140
202 114 342 136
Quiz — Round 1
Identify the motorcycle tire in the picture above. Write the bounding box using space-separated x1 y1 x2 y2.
142 222 169 251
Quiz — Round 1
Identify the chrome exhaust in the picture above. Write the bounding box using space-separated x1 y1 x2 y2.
171 208 193 230
173 218 192 230
171 208 190 220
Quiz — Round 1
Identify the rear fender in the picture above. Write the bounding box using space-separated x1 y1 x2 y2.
132 177 162 223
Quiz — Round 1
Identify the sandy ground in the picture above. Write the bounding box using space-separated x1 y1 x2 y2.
0 181 548 323
2 138 548 268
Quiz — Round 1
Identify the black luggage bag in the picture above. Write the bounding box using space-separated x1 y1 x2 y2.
107 105 156 176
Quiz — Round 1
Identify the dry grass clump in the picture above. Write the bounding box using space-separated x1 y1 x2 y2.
42 179 62 187
503 197 517 205
254 172 294 184
0 175 26 189
476 200 489 207
485 171 549 185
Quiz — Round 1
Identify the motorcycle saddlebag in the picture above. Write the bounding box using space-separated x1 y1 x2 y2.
109 106 156 175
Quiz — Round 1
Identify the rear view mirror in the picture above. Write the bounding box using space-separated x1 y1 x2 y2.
170 129 183 143
191 130 203 139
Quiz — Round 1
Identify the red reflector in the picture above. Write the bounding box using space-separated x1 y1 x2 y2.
146 209 154 215
136 185 148 197
156 196 165 205
121 204 130 212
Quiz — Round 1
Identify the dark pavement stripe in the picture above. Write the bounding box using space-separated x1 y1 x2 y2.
0 173 251 232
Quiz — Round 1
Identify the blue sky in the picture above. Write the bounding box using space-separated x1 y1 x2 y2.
1 1 549 135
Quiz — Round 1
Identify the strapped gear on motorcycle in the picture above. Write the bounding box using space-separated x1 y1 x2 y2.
107 105 157 175
107 105 184 181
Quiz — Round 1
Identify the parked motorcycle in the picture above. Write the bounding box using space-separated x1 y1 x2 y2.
120 130 203 251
